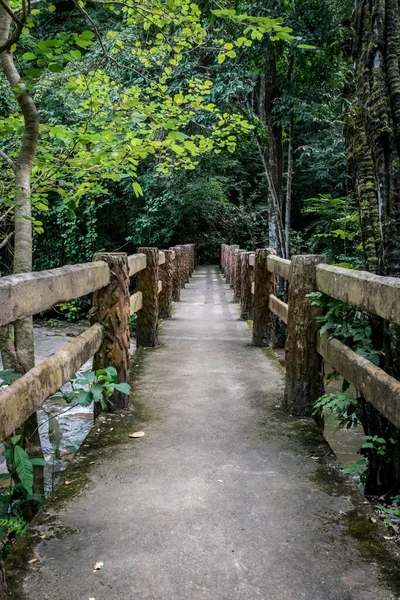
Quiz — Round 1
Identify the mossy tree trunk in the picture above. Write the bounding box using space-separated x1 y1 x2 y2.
347 0 400 495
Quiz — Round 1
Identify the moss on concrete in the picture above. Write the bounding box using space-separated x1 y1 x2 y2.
5 347 154 599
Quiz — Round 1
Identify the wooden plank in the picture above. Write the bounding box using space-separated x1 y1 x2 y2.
130 291 143 315
128 253 147 277
0 324 103 440
317 332 400 430
0 262 110 328
269 294 288 324
267 256 292 281
251 281 255 295
249 253 255 267
316 264 400 324
158 251 166 265
158 280 162 294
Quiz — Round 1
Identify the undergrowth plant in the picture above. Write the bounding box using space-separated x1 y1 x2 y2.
0 366 131 554
308 292 385 486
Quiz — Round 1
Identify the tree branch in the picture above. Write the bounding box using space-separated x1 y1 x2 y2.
0 206 13 224
0 230 14 250
0 0 22 25
0 149 16 172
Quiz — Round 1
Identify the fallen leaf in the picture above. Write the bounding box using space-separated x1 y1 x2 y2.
129 431 145 438
65 481 72 485
39 535 46 539
28 558 38 564
93 561 104 572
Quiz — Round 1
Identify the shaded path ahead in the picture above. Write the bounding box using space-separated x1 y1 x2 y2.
10 266 399 599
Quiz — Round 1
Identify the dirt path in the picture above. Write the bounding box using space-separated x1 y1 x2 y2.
7 266 400 599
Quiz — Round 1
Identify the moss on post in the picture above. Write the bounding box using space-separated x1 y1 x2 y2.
229 245 239 289
233 249 243 302
136 247 159 348
159 249 174 319
91 253 130 414
252 248 277 347
240 251 253 320
170 246 181 301
283 254 325 416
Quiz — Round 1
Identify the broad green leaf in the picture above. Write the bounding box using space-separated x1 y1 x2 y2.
113 383 131 395
48 63 63 73
14 445 34 495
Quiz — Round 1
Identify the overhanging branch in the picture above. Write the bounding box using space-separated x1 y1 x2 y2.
0 149 16 172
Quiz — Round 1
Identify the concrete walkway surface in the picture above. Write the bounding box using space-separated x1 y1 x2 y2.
7 266 400 599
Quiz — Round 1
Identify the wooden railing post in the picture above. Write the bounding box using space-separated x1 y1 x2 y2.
159 249 174 319
233 249 243 302
283 254 325 416
184 245 191 282
221 244 225 273
91 252 130 413
136 247 159 348
225 245 231 283
240 251 253 320
229 244 239 288
252 248 277 347
170 246 181 301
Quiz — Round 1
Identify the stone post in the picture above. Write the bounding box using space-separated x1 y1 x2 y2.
136 247 159 348
170 247 181 301
225 245 231 283
252 248 277 347
283 254 325 416
159 249 174 319
229 244 239 289
233 249 243 302
91 252 130 414
240 251 253 320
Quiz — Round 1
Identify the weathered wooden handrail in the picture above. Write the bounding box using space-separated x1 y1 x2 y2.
267 255 291 281
318 333 400 430
316 264 400 325
269 294 288 324
128 252 147 277
0 324 103 440
0 262 110 328
0 243 194 437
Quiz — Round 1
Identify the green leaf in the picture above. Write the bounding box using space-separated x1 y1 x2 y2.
14 445 34 495
30 458 47 467
48 63 63 73
133 182 143 197
11 434 22 445
105 366 118 379
70 50 82 60
113 383 131 395
77 389 93 407
22 52 36 60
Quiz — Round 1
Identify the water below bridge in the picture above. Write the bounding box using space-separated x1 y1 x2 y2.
7 266 400 599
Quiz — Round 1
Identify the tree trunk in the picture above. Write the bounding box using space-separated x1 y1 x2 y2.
346 0 400 494
255 49 286 258
0 0 44 503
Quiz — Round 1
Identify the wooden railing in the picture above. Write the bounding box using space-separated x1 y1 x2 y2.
0 244 196 440
221 244 400 430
